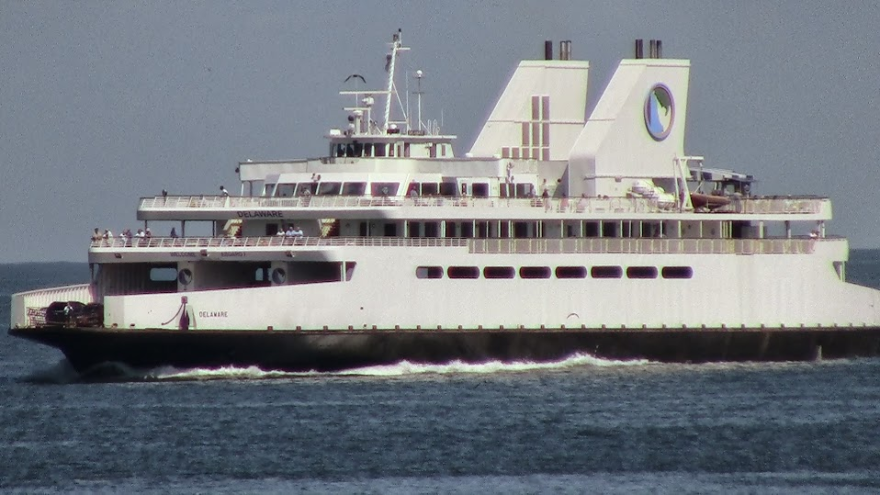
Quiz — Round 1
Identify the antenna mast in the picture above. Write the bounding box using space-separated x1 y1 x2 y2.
383 30 403 132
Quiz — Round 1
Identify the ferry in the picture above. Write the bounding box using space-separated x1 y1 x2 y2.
10 32 880 372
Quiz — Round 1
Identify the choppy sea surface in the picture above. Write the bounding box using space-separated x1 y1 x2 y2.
2 252 880 494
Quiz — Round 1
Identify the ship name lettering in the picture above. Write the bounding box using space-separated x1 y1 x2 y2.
237 210 283 218
198 311 228 318
219 252 245 257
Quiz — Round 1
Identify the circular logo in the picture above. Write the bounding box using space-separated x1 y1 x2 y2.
644 84 674 141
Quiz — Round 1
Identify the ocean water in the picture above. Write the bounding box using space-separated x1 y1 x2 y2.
2 253 880 494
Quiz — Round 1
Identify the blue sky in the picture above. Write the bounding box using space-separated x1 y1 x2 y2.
2 1 879 262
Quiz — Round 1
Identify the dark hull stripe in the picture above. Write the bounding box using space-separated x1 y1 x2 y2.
9 327 880 373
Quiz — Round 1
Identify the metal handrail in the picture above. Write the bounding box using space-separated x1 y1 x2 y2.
139 195 829 215
89 235 831 255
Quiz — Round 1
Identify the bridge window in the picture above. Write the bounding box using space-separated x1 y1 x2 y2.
472 183 489 197
371 182 399 197
277 184 295 197
439 182 457 196
317 182 341 195
342 182 366 195
295 183 318 196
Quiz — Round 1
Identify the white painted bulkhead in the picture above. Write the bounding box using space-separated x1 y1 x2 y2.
101 240 880 332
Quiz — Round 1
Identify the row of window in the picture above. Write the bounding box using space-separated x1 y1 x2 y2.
416 265 693 280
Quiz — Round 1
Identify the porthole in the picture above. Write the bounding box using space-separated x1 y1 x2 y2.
271 268 287 284
177 268 193 285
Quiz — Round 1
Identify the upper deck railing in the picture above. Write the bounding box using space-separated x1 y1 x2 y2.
89 235 828 256
139 195 828 215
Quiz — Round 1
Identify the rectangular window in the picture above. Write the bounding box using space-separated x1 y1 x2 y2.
342 182 366 195
626 266 658 279
317 182 341 195
416 266 443 279
483 266 515 279
444 221 458 238
424 222 439 238
476 221 489 238
472 183 489 197
371 182 400 197
440 182 457 197
555 266 587 279
513 222 530 238
601 222 618 238
448 266 479 279
591 266 622 279
519 266 550 279
461 223 474 238
150 267 177 282
277 184 296 197
661 266 693 279
421 183 439 196
345 262 357 281
295 183 318 197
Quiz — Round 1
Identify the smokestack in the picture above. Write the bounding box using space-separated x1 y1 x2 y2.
649 39 656 58
656 39 662 58
544 40 553 60
559 40 572 60
634 39 644 59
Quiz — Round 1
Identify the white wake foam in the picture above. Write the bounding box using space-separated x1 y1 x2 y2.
142 353 650 381
26 352 651 383
334 353 650 377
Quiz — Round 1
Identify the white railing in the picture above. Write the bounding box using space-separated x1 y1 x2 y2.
139 195 828 215
469 237 820 256
90 236 469 249
90 235 825 256
11 284 95 328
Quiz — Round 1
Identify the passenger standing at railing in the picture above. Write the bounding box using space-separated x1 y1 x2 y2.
292 225 303 237
91 228 101 241
559 194 569 212
577 194 588 213
220 185 230 208
170 227 179 238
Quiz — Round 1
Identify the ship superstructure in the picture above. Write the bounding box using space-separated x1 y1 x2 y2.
10 33 880 372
